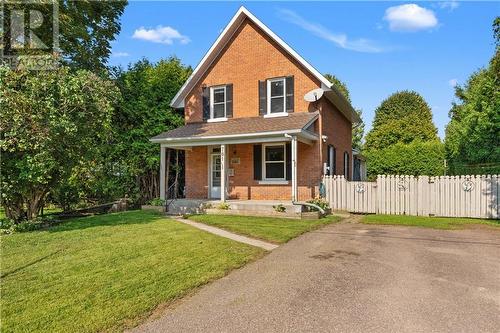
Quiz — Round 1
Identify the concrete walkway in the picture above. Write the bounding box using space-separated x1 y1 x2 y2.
133 219 500 333
174 218 278 251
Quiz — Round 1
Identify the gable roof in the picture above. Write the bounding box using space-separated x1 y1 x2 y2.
170 6 360 124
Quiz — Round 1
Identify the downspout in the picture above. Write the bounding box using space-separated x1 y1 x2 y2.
284 134 326 216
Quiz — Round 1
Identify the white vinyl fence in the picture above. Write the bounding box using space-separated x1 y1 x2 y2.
323 175 499 219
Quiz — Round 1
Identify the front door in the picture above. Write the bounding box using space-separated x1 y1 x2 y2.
210 154 221 198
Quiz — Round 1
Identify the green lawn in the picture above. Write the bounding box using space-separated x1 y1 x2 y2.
361 214 500 230
1 210 264 333
188 214 340 243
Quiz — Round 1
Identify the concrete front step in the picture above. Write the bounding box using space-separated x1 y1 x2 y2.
166 199 322 219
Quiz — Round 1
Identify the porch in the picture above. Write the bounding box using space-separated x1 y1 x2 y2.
151 112 322 204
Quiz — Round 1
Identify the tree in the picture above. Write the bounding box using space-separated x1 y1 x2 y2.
324 73 364 150
365 91 439 151
108 57 192 203
444 18 500 174
324 73 351 102
0 66 119 221
2 0 127 71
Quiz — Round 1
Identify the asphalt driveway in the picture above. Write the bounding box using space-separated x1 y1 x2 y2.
132 218 500 333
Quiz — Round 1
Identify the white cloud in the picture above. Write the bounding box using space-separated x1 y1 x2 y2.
448 78 458 87
132 26 190 45
112 51 130 57
438 1 460 11
278 9 387 53
384 4 438 32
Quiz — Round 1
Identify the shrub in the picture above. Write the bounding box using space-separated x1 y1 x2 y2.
273 204 286 213
306 197 330 211
217 203 230 210
148 198 166 206
365 140 445 179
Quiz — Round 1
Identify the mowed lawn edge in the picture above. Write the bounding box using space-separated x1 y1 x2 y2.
361 214 500 230
188 214 341 244
1 210 265 333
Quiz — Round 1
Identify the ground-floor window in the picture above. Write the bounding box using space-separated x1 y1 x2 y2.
343 151 349 179
263 144 286 180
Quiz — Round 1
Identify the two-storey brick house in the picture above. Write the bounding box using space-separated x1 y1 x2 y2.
152 7 360 204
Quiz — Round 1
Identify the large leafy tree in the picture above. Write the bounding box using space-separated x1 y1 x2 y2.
108 57 192 203
364 91 442 177
2 0 127 71
0 66 119 221
324 73 365 150
365 91 439 151
444 17 500 174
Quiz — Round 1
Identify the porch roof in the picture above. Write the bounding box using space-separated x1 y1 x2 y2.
151 111 319 146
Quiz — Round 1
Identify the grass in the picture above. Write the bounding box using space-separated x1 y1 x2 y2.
0 210 264 333
361 214 500 230
188 214 340 243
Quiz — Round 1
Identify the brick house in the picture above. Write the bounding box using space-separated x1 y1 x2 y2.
152 7 360 204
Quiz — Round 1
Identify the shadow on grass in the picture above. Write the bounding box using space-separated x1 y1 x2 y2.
46 210 166 233
1 249 63 279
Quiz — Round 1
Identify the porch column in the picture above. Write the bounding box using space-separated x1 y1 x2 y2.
220 144 226 202
159 146 166 200
291 136 298 202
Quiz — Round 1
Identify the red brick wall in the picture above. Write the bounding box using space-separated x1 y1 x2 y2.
321 99 353 179
184 18 320 123
185 146 208 199
181 16 352 199
185 142 321 200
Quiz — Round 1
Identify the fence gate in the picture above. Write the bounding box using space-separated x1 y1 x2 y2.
322 175 499 219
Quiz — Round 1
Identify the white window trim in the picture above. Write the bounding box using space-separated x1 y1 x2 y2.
262 143 286 181
210 85 226 120
258 180 289 185
266 78 286 116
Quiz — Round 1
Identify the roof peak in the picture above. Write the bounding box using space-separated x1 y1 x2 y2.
169 6 335 109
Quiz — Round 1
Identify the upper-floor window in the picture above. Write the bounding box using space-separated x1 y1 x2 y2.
267 78 286 115
203 84 233 122
259 76 294 117
210 86 226 119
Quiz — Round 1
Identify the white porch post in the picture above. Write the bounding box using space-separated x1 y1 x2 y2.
291 136 298 202
220 144 226 202
159 146 166 200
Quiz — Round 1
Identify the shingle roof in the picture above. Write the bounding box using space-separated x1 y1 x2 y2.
151 111 318 141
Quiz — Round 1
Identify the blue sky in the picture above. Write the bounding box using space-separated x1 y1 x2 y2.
109 1 499 139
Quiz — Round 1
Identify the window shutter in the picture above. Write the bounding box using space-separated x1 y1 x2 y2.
258 80 267 116
286 76 294 113
253 145 262 180
226 84 233 118
285 143 291 180
202 87 210 120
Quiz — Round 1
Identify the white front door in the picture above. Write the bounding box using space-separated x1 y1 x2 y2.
210 154 221 198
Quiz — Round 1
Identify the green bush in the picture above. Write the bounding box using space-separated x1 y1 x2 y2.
148 198 166 206
365 140 445 178
306 197 330 211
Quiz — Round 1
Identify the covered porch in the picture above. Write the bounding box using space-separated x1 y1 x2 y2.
151 112 321 204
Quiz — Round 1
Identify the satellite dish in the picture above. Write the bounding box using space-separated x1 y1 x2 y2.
304 88 324 102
